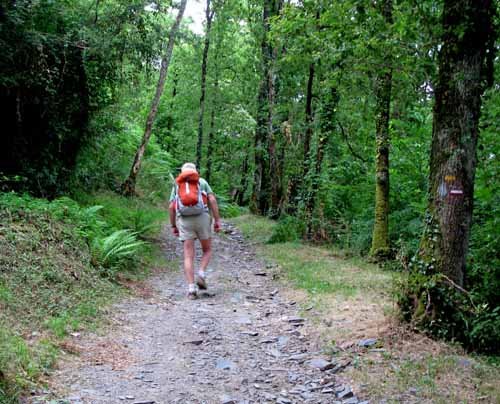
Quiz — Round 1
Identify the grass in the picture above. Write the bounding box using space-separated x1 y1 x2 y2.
0 191 167 401
230 214 277 244
231 213 500 404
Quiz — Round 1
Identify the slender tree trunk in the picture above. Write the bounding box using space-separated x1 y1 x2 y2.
301 61 316 235
267 46 280 217
167 72 178 151
205 75 218 184
94 0 100 24
205 23 222 184
305 86 338 237
370 0 393 260
234 153 250 206
250 0 274 214
303 62 315 179
195 0 214 171
121 0 187 196
418 0 496 286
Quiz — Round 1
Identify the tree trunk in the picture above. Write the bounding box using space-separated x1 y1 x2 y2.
195 0 214 171
370 0 393 260
250 0 281 215
418 0 496 286
305 86 338 237
303 62 315 179
205 22 222 184
121 0 187 196
205 76 218 184
234 153 250 206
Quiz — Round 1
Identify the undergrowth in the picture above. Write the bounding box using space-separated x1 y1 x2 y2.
0 191 166 401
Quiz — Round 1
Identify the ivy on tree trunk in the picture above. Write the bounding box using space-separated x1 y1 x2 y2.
417 0 497 286
370 0 393 260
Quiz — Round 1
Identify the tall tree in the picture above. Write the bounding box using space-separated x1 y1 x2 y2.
196 0 215 170
205 44 220 184
418 0 497 285
250 0 282 215
370 0 393 260
121 0 187 196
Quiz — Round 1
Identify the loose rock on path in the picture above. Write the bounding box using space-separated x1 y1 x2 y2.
37 222 366 404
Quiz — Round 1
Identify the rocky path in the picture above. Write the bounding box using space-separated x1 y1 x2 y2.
39 223 365 404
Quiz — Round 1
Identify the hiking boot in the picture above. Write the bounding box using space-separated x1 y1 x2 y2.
196 275 207 290
187 290 198 300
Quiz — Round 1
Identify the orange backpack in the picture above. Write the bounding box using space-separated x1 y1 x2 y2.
175 170 208 216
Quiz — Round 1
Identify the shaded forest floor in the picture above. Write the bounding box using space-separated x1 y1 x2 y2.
29 216 499 404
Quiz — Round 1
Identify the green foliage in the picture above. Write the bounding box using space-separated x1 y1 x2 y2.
0 0 175 196
268 215 306 244
217 195 247 218
91 230 144 276
0 191 165 398
0 329 58 400
230 214 277 244
397 272 500 354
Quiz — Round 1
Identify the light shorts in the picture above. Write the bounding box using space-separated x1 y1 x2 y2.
177 211 212 241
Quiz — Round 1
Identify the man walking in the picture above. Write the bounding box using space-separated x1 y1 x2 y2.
169 163 221 299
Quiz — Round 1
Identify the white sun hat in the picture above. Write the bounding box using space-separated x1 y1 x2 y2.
181 162 197 173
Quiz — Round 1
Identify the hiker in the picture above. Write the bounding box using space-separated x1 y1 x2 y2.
169 162 222 299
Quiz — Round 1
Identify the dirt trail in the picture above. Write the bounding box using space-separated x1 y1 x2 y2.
37 223 364 404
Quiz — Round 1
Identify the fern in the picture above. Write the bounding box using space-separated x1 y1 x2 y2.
91 230 144 272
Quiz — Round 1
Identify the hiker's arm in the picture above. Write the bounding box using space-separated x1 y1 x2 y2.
208 194 221 232
169 201 179 236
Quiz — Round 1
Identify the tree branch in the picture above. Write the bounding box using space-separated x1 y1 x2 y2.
337 121 367 163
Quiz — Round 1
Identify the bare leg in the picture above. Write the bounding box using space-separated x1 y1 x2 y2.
183 239 195 285
199 238 212 272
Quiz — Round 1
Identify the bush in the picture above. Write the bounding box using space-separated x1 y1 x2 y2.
217 195 246 218
397 271 500 354
268 215 306 244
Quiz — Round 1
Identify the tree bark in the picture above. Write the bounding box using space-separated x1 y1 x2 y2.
250 0 282 215
234 153 250 206
205 74 218 184
195 0 214 171
418 0 496 286
370 0 393 260
205 18 222 184
303 62 315 179
305 86 339 237
121 0 187 196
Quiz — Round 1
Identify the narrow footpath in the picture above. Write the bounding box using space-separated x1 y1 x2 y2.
40 223 365 404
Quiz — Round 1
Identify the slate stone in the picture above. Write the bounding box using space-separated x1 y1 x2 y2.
241 331 259 337
288 353 308 361
337 387 353 399
277 336 289 347
216 358 236 370
221 396 236 404
307 358 335 371
287 316 305 323
357 338 377 347
260 337 278 343
183 339 204 346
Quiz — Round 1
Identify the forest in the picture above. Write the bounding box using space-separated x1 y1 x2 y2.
0 0 499 401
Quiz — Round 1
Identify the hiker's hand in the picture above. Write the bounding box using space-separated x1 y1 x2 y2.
171 226 179 237
214 220 221 233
